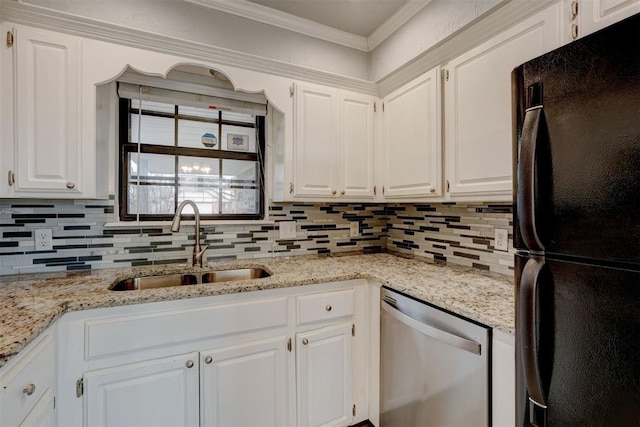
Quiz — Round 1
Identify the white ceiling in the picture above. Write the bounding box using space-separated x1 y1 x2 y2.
247 0 407 37
185 0 433 51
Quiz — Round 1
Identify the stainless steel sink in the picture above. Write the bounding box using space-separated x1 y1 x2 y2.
109 268 271 291
110 274 199 291
200 268 271 283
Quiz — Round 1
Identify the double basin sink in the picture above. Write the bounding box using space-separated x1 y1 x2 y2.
110 268 271 291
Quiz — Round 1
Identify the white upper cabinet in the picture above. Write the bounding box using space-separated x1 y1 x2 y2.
443 3 562 201
294 83 339 198
575 0 640 39
292 82 376 201
381 67 442 199
4 26 93 198
339 91 375 199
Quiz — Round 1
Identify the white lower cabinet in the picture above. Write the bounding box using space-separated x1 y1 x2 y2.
84 352 200 427
492 330 516 427
56 281 366 427
201 336 289 427
297 323 353 427
0 330 55 427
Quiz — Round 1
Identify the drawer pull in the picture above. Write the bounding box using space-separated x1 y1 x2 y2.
23 383 36 396
325 304 332 312
302 338 309 345
204 356 213 364
185 360 194 368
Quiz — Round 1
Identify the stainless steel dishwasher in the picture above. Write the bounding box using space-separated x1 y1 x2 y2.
380 287 490 426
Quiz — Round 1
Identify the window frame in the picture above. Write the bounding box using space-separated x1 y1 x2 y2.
118 98 266 221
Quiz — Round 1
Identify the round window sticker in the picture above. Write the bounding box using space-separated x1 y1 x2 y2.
201 133 217 148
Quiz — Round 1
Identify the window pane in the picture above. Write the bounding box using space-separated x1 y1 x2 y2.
222 111 255 124
222 125 256 153
179 105 219 120
128 184 175 215
221 160 259 214
131 99 175 114
178 157 221 215
129 153 175 185
178 119 219 149
130 114 174 146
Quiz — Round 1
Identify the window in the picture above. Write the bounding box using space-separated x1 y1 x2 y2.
118 86 266 221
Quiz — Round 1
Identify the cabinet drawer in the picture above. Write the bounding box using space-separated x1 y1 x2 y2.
85 297 288 359
297 289 354 325
0 332 54 427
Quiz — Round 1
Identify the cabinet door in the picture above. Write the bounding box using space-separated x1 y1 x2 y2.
201 336 290 427
297 323 353 427
444 4 561 199
294 83 338 197
382 68 441 199
13 26 83 195
338 91 375 199
579 0 640 38
84 352 199 427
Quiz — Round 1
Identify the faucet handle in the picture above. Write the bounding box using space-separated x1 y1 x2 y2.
196 245 208 258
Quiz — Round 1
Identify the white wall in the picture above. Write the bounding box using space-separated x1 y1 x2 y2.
368 0 503 82
22 0 370 81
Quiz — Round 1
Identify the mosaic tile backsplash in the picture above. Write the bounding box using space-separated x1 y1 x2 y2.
0 199 514 276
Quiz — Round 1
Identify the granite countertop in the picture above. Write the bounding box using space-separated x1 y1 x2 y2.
0 253 514 368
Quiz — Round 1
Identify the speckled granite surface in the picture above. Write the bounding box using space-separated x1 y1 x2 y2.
0 253 514 368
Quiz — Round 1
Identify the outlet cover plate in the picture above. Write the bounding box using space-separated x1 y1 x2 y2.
34 228 53 251
279 221 297 240
349 222 359 237
494 228 509 251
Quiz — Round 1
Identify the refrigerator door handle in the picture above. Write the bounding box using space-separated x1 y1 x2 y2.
517 106 545 252
519 256 547 408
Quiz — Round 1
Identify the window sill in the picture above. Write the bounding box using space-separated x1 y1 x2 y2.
103 219 276 228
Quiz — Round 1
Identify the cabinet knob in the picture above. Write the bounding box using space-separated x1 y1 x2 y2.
66 182 75 189
204 356 213 364
23 383 36 396
185 360 194 368
332 190 337 195
429 187 436 193
340 190 345 196
325 304 332 312
302 338 309 345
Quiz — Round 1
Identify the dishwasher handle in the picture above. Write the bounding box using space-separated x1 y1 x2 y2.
381 300 482 355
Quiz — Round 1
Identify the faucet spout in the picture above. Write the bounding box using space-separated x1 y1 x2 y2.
171 200 207 267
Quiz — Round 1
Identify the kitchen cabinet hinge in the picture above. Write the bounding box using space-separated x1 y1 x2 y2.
290 85 294 97
352 324 355 337
382 186 385 196
571 23 579 40
446 179 450 192
373 185 376 196
6 31 13 48
352 404 356 417
53 396 56 409
571 1 579 19
289 182 294 194
287 337 292 352
76 378 84 398
8 171 15 186
444 69 449 81
382 102 385 112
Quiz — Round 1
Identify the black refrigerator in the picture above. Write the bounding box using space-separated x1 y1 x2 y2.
512 13 640 427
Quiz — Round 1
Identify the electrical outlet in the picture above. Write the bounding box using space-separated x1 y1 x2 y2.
278 221 297 240
494 228 509 251
349 222 360 237
34 229 53 251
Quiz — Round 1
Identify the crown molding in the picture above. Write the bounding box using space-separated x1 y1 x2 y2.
367 0 433 51
185 0 369 52
0 1 377 95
